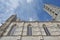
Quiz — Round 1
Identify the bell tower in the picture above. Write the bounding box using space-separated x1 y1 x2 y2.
44 4 60 21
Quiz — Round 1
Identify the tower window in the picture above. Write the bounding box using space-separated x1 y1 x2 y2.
55 13 58 16
52 11 54 13
50 9 52 12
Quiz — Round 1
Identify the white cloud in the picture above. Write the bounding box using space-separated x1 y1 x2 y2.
29 18 33 21
0 0 44 22
29 17 37 21
0 0 20 23
8 0 19 9
0 23 2 26
27 0 33 3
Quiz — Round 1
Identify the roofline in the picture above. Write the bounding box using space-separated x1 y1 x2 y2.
14 21 60 23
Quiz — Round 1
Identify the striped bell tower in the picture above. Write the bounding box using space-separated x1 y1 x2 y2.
44 4 60 21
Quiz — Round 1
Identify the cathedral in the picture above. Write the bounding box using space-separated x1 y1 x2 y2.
0 4 60 40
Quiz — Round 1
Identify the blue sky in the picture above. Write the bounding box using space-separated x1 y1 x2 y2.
0 0 60 24
44 0 60 7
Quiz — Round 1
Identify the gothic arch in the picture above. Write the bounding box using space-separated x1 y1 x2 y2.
27 24 32 36
27 24 32 27
42 24 46 27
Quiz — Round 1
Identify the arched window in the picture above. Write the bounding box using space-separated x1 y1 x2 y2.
7 24 17 36
27 24 32 36
42 24 51 36
42 24 46 27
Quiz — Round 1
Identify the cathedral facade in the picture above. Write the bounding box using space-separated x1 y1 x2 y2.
0 14 60 40
0 4 60 40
